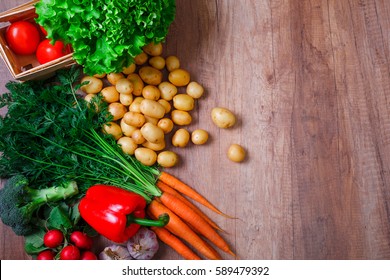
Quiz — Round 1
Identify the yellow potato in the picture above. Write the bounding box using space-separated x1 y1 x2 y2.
157 118 174 134
143 42 163 56
119 93 133 106
140 123 165 144
134 51 148 65
84 93 95 103
173 94 195 111
144 115 159 126
131 129 146 145
149 56 165 70
191 129 209 145
211 107 236 128
172 128 190 147
227 144 246 162
117 136 138 155
123 111 146 127
120 119 137 137
115 78 134 95
84 93 100 112
134 147 157 166
129 97 144 113
80 76 103 94
142 140 166 151
127 73 144 96
139 66 163 86
168 68 190 87
108 102 127 121
165 55 180 72
93 73 106 79
186 81 204 99
157 151 179 168
140 99 165 119
122 63 136 75
101 86 120 103
158 82 178 101
107 72 125 85
102 122 122 140
142 85 161 101
157 99 171 114
171 110 192 126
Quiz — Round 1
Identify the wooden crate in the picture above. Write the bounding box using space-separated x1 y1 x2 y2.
0 0 75 81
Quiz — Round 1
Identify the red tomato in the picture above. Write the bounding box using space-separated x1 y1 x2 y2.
80 251 97 260
36 39 71 64
43 229 64 248
70 231 93 250
60 245 80 260
37 250 55 260
5 21 41 55
39 25 48 37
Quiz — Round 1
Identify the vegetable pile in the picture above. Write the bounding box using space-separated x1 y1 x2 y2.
35 0 176 75
80 42 208 168
0 66 235 259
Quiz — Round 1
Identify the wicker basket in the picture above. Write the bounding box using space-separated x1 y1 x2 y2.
0 0 75 81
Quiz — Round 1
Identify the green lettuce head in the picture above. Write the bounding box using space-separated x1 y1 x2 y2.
35 0 176 75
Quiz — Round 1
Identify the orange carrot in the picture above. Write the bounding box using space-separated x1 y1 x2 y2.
157 180 223 232
147 199 222 260
159 172 234 218
151 226 202 260
159 191 235 256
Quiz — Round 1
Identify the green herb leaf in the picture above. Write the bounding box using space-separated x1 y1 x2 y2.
24 229 46 254
47 206 73 230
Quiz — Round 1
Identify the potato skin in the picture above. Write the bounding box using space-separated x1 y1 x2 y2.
168 69 191 87
227 144 246 162
135 147 157 166
139 66 163 86
140 99 166 119
211 107 236 128
157 151 179 168
140 123 165 144
191 129 209 145
171 110 192 126
172 128 190 148
80 76 103 95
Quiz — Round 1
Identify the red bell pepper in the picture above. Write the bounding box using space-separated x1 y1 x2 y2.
79 185 168 243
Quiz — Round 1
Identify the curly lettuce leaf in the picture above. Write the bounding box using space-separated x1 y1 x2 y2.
35 0 176 75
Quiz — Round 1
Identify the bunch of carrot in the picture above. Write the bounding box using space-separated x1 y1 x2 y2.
148 172 235 260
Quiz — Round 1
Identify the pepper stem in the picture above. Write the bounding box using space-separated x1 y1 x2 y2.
126 213 169 227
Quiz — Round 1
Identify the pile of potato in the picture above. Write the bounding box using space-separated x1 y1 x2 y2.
80 42 208 168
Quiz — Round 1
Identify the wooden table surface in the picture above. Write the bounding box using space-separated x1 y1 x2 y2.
1 0 390 260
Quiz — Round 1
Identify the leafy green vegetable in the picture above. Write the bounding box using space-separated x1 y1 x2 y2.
0 175 79 235
47 206 73 231
0 67 161 203
24 229 47 255
35 0 176 75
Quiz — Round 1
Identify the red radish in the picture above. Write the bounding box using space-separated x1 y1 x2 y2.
37 250 55 260
60 245 80 260
43 229 64 248
70 231 93 250
80 251 97 260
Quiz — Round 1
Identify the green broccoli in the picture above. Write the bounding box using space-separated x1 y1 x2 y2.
0 175 79 236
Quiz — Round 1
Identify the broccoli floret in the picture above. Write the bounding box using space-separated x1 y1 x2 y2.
0 175 78 236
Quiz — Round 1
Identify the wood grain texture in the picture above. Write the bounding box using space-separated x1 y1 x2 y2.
1 0 390 260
